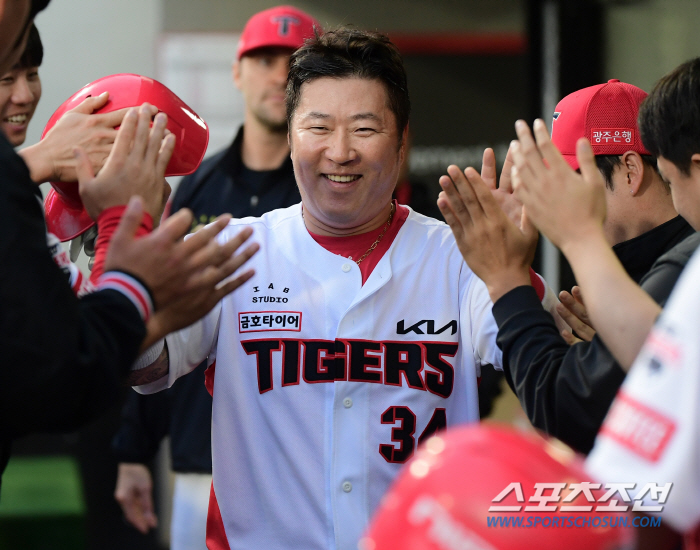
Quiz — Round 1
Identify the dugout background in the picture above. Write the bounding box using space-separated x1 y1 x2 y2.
9 0 700 548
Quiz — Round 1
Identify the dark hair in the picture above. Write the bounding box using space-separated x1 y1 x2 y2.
594 154 662 190
15 24 43 69
639 57 700 176
9 0 48 69
286 27 410 141
30 0 51 19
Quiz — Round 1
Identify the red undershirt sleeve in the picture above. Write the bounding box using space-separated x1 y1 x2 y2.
90 206 153 282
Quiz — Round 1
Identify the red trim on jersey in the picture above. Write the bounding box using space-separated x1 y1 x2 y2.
600 391 676 463
205 360 216 397
528 268 545 301
206 482 231 550
90 205 153 283
71 269 84 294
307 201 409 285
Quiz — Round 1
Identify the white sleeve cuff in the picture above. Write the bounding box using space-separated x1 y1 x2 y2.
131 339 164 371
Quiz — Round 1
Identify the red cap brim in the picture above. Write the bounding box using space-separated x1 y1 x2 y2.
561 153 580 171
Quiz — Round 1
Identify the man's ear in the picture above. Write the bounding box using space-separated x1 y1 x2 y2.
232 60 242 90
691 152 700 170
398 125 409 162
623 151 644 196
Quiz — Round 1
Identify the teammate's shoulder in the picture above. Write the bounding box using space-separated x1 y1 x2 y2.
404 207 446 227
674 230 700 258
403 207 455 242
654 230 700 268
225 203 301 230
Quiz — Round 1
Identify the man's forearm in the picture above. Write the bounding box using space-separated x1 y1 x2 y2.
562 231 661 371
127 341 169 386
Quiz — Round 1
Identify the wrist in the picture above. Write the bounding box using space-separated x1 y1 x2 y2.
485 268 532 304
97 205 154 233
18 143 53 183
91 206 153 282
559 225 608 264
140 313 171 352
133 339 164 370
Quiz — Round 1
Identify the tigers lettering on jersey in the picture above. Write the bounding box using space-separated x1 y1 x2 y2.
241 338 458 396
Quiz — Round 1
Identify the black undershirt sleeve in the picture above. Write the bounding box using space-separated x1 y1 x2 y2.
494 232 700 455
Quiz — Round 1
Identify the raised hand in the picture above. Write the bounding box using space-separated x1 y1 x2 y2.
480 146 523 227
558 286 596 344
104 197 258 322
19 92 140 184
114 463 158 534
510 119 607 254
143 224 260 344
437 161 537 303
77 103 173 221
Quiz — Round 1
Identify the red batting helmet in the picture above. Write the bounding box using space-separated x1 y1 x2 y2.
363 424 633 550
43 73 209 241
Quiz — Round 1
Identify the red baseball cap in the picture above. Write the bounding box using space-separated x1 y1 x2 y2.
363 424 633 550
237 6 321 60
551 79 650 170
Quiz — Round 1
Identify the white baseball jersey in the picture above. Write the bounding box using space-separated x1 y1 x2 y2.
586 248 700 534
46 231 93 296
138 204 551 550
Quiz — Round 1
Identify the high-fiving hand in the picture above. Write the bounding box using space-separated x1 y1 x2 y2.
509 119 607 255
437 146 537 303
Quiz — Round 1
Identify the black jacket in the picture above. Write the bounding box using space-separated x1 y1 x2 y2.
112 127 299 472
493 216 698 454
0 134 146 479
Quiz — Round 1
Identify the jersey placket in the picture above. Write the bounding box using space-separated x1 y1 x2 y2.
330 257 394 549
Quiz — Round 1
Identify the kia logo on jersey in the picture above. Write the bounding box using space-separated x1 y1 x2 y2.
397 319 457 335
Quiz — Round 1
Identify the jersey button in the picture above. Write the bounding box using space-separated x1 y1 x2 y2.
343 397 353 409
250 195 259 207
341 263 352 273
342 481 353 493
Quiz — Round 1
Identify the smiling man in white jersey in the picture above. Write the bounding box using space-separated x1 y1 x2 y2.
131 28 556 550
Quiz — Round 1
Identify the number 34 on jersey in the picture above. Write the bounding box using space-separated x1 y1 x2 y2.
240 336 458 464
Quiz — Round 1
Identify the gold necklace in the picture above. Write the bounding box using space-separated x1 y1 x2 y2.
302 203 396 266
353 202 395 265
